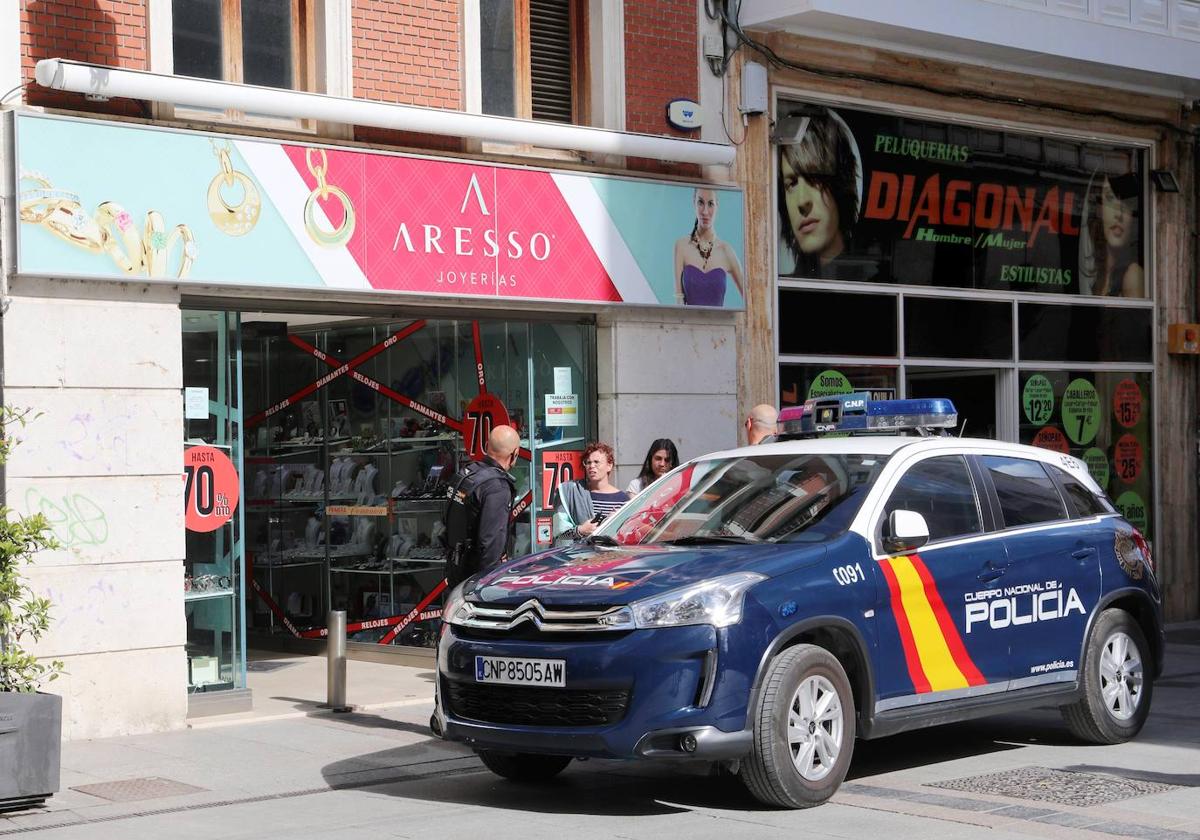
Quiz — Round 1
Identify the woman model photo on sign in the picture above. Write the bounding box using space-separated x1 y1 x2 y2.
674 188 745 306
1079 169 1144 298
778 106 862 279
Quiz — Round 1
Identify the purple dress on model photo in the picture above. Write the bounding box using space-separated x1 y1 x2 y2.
681 264 728 306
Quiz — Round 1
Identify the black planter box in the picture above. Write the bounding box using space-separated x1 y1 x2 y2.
0 692 62 811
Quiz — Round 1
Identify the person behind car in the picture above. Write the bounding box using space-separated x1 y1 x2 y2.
442 425 519 587
552 441 629 544
746 404 779 445
625 438 680 495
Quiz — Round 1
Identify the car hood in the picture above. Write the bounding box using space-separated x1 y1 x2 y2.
469 540 826 606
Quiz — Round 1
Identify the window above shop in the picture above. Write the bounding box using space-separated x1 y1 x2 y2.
473 0 587 124
161 0 319 127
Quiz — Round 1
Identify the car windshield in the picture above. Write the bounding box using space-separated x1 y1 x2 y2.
601 452 890 546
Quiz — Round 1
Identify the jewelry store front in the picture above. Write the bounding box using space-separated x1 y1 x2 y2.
11 111 745 718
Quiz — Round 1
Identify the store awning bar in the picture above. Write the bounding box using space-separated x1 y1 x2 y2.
34 59 736 167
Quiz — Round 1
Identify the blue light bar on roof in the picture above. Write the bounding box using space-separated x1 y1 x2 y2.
778 393 958 438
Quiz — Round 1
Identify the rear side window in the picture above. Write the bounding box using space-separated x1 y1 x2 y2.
981 456 1067 527
1053 467 1114 517
883 455 982 543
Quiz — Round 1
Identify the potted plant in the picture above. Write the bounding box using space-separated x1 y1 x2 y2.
0 407 63 811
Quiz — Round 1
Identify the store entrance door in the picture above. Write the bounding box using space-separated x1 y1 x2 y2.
906 368 999 440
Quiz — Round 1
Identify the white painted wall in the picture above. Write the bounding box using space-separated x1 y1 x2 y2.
3 277 187 740
597 308 739 490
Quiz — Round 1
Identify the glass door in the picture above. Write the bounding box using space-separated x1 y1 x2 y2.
182 310 247 697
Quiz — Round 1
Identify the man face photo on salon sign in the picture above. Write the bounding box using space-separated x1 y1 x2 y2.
777 106 862 279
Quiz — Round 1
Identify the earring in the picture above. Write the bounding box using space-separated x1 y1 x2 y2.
207 141 261 237
303 147 356 248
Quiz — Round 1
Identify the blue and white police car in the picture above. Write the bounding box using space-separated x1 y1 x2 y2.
431 395 1162 808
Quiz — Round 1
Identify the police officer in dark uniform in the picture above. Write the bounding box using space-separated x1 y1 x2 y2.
443 425 520 588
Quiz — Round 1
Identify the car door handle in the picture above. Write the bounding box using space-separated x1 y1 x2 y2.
1072 548 1096 560
978 567 1005 583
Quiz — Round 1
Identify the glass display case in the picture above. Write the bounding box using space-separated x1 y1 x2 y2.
241 315 594 650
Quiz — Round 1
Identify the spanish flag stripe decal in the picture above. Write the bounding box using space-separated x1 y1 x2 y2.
877 556 931 694
907 553 987 686
885 555 970 692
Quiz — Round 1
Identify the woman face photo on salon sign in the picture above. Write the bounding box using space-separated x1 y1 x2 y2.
777 105 862 279
1078 165 1144 298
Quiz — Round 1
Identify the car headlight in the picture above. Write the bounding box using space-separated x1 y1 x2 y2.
628 572 765 629
442 582 470 626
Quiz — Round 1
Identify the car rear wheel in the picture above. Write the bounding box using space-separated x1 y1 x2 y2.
740 644 855 808
1062 608 1153 744
476 749 573 781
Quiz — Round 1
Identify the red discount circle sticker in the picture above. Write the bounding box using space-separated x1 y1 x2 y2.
1032 426 1070 454
462 393 511 461
1114 433 1143 485
1113 379 1143 429
184 446 240 532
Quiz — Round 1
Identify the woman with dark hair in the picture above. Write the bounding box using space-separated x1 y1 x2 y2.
674 188 746 306
1081 171 1144 298
625 438 680 495
778 106 861 279
551 441 630 544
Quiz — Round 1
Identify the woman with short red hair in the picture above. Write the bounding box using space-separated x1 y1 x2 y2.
551 441 629 545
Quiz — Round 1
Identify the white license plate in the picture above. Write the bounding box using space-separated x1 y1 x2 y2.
475 655 566 687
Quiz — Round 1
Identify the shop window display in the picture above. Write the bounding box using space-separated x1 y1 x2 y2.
182 311 246 695
241 314 593 649
1019 369 1153 541
778 363 898 407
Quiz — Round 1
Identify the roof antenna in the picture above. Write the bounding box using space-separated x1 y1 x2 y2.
958 419 967 438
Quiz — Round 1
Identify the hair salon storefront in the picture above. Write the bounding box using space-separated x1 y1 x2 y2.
757 55 1197 623
5 111 745 737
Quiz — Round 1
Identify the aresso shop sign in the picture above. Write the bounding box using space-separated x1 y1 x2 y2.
14 113 746 310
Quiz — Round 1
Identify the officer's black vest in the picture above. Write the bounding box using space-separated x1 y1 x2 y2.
442 459 510 585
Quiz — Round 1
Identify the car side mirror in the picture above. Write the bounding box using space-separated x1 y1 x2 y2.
884 509 930 554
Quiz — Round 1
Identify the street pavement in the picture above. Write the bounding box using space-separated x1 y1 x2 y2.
3 623 1198 840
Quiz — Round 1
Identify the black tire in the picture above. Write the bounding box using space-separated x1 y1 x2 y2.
740 644 855 809
476 749 572 781
1062 608 1153 744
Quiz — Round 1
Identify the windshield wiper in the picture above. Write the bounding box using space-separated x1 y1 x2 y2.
584 534 619 546
665 534 760 546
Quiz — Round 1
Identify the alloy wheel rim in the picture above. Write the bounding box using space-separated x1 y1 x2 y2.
1099 630 1144 721
787 674 843 781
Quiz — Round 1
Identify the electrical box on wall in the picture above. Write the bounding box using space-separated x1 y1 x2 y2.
1168 323 1200 354
740 61 768 115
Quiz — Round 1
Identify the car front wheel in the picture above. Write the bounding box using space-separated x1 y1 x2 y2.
477 749 572 782
1062 608 1153 744
740 644 855 808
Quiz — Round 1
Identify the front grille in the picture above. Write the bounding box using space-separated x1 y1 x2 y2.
446 681 630 727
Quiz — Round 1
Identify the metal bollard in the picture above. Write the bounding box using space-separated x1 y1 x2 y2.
325 610 351 712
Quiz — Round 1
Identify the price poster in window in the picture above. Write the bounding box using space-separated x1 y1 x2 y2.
184 445 239 532
542 451 584 510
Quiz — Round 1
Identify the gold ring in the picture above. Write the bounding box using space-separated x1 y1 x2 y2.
43 203 105 253
207 148 261 237
143 210 167 276
303 184 356 247
95 201 143 274
168 225 198 279
143 211 198 278
18 173 80 224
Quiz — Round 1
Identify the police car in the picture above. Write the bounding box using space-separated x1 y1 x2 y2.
431 395 1162 809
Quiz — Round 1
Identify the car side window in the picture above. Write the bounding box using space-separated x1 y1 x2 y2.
882 455 982 544
981 455 1067 528
1053 466 1114 517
